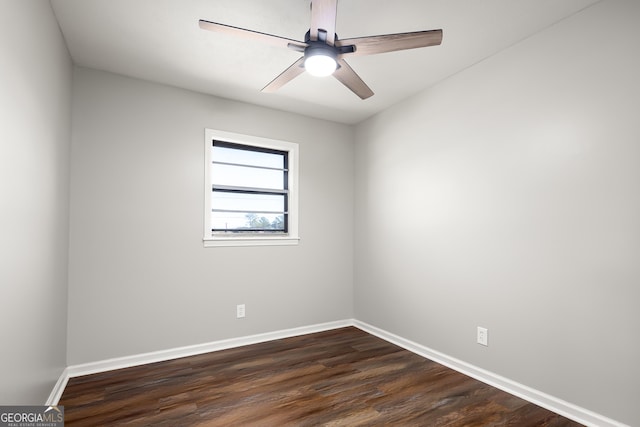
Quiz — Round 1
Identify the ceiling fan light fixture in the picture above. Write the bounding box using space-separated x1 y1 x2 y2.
304 44 338 77
305 55 337 77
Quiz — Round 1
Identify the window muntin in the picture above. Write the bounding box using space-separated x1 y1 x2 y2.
211 192 285 213
204 129 299 246
211 163 285 190
212 145 284 169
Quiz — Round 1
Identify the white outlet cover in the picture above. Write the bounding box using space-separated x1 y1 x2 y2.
236 304 246 318
477 326 488 346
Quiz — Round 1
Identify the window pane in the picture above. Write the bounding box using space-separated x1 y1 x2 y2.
212 163 284 190
212 145 284 169
211 212 286 231
212 192 285 213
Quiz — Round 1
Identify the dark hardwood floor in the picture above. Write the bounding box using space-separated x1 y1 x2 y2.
59 327 583 426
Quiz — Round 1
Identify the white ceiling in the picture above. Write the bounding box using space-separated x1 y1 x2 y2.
50 0 600 124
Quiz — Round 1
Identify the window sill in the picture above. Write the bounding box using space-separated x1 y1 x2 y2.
203 236 300 247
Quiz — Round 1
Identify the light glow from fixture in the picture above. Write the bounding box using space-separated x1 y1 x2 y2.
304 54 337 77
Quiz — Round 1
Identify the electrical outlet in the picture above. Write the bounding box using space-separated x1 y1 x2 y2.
477 326 488 346
236 304 245 319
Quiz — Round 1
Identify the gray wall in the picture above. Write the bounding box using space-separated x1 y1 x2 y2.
67 68 354 365
0 1 72 404
354 1 639 425
4 2 636 423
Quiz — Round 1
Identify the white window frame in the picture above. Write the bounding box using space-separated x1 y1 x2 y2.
203 128 299 247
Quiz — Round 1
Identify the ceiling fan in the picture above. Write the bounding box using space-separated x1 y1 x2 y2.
199 0 443 99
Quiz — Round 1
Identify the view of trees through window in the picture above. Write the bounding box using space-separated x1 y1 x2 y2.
244 213 285 231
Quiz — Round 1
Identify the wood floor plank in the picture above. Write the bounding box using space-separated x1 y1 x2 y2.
59 327 583 426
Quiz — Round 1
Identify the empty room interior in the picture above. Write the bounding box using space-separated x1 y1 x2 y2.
1 0 638 426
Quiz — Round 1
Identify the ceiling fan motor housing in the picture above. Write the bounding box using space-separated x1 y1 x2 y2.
304 41 338 61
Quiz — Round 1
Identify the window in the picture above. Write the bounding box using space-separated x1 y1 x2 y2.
211 141 288 233
204 129 299 247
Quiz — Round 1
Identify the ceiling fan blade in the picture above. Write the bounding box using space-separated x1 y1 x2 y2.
199 20 307 51
336 29 442 56
309 0 338 45
333 59 373 100
262 57 306 93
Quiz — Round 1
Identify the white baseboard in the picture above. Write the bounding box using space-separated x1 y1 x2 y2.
353 320 628 427
46 367 69 406
49 319 352 405
49 318 627 427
